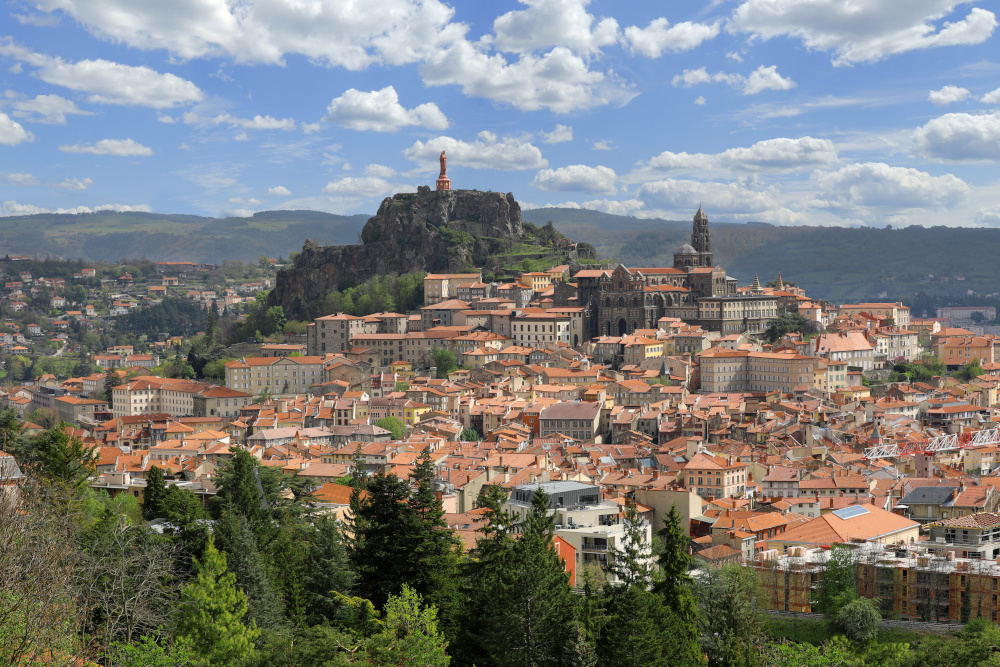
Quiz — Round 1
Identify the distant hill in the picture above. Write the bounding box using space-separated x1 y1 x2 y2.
523 208 998 302
4 205 997 302
0 210 368 264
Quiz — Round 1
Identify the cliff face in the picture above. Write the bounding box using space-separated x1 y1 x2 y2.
268 188 523 311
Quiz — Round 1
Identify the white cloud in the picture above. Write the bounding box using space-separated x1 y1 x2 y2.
0 40 204 108
928 85 970 106
639 136 838 175
2 173 39 186
726 51 743 62
157 114 176 123
730 0 998 65
57 177 93 190
638 178 783 214
672 65 795 95
59 138 153 156
324 86 448 132
812 162 969 212
322 176 395 198
184 111 296 131
302 122 322 134
913 112 1000 160
234 132 248 141
694 96 706 105
0 112 33 145
540 124 573 144
268 185 292 196
9 93 91 124
592 139 614 151
624 18 720 57
420 42 634 113
975 205 1000 225
532 164 617 194
489 0 620 55
13 12 61 27
226 208 256 218
27 0 466 69
404 132 547 170
0 201 150 216
982 88 1000 104
229 197 261 205
364 164 397 178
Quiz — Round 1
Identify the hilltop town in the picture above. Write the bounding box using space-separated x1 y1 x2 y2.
6 181 1000 664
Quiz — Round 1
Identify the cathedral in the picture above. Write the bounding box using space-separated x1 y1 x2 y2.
570 207 778 339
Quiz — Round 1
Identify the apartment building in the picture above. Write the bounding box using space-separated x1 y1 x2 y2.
684 451 748 499
698 348 816 394
838 302 910 327
307 313 374 355
423 273 482 305
224 356 326 395
511 309 571 348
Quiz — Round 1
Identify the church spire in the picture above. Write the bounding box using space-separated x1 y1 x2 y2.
750 273 762 294
776 273 784 291
691 206 712 267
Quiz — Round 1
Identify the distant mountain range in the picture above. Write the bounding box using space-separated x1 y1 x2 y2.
2 206 995 302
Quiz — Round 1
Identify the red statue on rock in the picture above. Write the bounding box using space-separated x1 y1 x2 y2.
436 150 451 191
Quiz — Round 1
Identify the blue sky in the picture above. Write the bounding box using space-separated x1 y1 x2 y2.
1 0 999 227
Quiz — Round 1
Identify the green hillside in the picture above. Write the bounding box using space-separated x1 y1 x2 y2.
0 210 368 264
523 208 997 302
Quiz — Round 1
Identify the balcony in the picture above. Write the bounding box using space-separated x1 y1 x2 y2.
582 541 609 552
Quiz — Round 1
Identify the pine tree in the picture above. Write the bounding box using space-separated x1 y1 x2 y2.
211 448 275 546
33 425 97 492
607 501 652 588
213 512 284 631
475 489 578 667
652 503 702 664
104 368 122 409
597 586 680 667
304 516 356 625
174 535 259 666
367 585 450 667
142 465 168 521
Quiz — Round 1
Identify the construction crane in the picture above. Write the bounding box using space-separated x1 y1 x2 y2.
863 425 1000 460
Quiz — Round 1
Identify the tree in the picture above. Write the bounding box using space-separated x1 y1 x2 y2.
174 535 259 666
956 358 985 382
432 346 457 379
211 448 275 546
459 427 481 442
962 585 973 624
213 512 284 631
653 504 701 661
304 516 356 625
33 425 98 492
0 407 27 461
695 565 768 667
468 489 578 667
105 635 195 667
375 416 406 440
367 585 450 667
607 502 652 588
104 368 122 409
835 597 881 644
814 546 857 617
264 306 286 335
142 465 168 521
598 586 692 667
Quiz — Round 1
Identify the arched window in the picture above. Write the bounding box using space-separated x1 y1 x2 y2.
632 297 639 308
618 297 625 308
605 298 611 308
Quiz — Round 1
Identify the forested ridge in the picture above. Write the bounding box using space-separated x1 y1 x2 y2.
4 412 1000 667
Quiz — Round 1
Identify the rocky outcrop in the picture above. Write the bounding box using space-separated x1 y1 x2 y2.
268 188 524 313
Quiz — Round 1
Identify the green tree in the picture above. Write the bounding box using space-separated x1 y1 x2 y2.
653 504 701 661
264 306 286 335
104 367 123 409
607 502 652 588
695 565 768 667
304 516 356 625
814 546 857 617
367 585 450 667
432 346 457 379
375 416 406 440
459 427 481 442
142 465 168 521
214 512 284 631
956 358 985 382
0 407 27 462
211 448 275 545
33 425 98 492
598 585 694 667
105 634 196 667
835 597 881 644
175 535 259 666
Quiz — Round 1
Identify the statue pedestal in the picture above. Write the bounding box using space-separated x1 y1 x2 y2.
436 176 451 191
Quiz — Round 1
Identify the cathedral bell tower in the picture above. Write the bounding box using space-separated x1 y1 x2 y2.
691 205 713 267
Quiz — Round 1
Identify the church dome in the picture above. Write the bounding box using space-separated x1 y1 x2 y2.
676 243 697 255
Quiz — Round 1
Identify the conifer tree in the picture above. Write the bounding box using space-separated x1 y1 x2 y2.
175 535 259 666
367 585 450 667
652 503 702 664
33 424 97 492
142 465 168 521
304 516 355 625
214 512 284 631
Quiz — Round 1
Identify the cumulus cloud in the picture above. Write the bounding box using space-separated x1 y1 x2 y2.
183 111 296 131
324 86 448 132
404 131 547 170
2 173 39 186
364 164 397 178
540 124 573 144
913 112 1000 161
982 88 1000 104
928 85 970 106
268 185 291 196
0 112 33 145
59 138 153 156
592 139 615 151
672 65 795 95
0 40 203 108
729 0 998 65
229 197 261 206
57 177 93 190
488 0 619 55
812 162 969 211
637 178 783 214
638 137 838 175
322 176 395 198
1 201 150 216
976 205 1000 225
532 164 617 194
10 93 91 124
420 42 634 113
624 18 720 57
